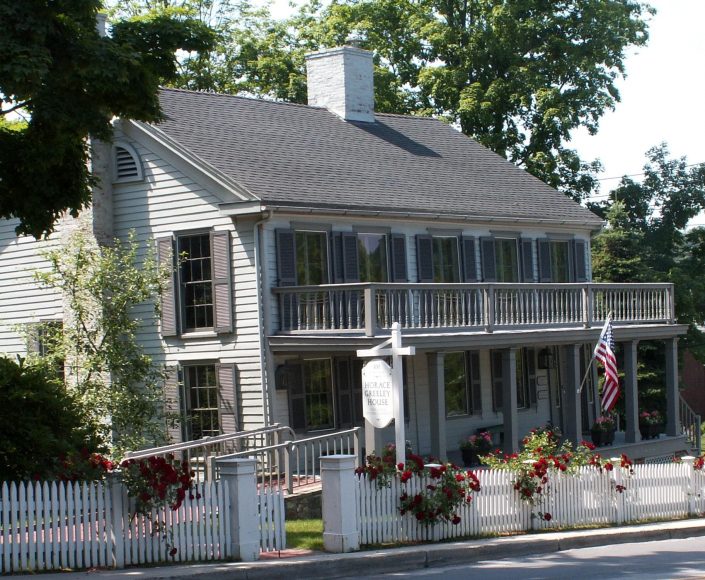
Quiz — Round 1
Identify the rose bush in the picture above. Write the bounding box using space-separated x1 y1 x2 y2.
119 454 195 514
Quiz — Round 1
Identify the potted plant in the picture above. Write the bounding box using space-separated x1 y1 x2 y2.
639 410 664 439
459 431 493 467
590 415 615 447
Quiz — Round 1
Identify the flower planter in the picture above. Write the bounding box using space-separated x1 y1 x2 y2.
461 447 489 467
590 427 615 447
640 423 664 439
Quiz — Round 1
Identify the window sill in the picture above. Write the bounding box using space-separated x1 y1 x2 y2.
179 330 218 340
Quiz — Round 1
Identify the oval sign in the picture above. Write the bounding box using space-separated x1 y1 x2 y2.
362 358 394 428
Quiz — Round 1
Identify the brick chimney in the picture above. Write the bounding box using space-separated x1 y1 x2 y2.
305 45 375 123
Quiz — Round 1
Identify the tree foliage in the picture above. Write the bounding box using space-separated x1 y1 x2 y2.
0 1 214 238
0 357 101 481
34 230 171 455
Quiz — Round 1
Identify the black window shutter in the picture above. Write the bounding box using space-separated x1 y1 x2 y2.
164 365 182 443
480 237 497 282
520 238 534 282
461 237 478 282
390 234 407 282
491 351 504 411
469 351 482 414
284 362 306 431
157 236 178 337
211 231 233 334
574 239 588 282
416 235 434 282
216 362 239 433
342 232 360 282
275 229 297 286
538 238 552 282
527 348 538 406
330 232 344 283
335 358 353 428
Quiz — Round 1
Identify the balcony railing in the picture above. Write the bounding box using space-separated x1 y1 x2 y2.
272 282 675 335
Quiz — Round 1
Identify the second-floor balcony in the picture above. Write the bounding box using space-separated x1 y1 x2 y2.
272 283 675 336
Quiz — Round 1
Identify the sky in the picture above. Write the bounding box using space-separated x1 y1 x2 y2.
268 0 705 204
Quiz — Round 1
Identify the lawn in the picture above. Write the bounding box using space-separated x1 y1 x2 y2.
286 518 324 551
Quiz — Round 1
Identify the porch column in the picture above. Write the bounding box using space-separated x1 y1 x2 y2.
623 340 641 443
564 344 582 444
501 348 519 454
427 352 447 459
665 337 681 436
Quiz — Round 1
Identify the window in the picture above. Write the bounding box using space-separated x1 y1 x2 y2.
178 234 213 331
444 352 481 417
358 233 389 282
183 365 220 440
296 231 329 285
537 238 588 283
432 237 460 282
491 348 536 411
302 359 335 430
549 241 570 283
495 238 519 282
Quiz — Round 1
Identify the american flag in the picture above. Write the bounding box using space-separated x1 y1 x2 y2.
594 316 619 412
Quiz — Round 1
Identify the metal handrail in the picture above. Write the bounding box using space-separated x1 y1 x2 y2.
679 396 702 455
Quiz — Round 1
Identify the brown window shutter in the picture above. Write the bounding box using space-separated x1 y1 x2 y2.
157 236 178 337
216 363 239 434
164 365 183 443
210 231 233 334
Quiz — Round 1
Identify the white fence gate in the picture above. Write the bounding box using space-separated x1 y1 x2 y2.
356 463 705 544
258 487 286 552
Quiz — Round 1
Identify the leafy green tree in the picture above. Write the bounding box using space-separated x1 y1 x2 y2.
34 230 170 455
0 357 102 481
0 1 214 238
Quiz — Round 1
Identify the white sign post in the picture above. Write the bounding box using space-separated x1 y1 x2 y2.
357 322 415 467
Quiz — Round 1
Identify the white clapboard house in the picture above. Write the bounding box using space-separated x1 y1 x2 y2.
0 45 691 459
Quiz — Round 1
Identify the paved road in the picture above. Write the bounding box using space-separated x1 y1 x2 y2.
354 535 705 580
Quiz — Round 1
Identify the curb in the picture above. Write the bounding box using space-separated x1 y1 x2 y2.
32 519 705 580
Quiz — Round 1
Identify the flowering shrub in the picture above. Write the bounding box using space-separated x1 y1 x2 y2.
693 455 704 470
55 448 114 481
119 454 195 515
399 460 481 526
355 443 403 489
459 431 493 452
639 410 663 425
592 415 615 432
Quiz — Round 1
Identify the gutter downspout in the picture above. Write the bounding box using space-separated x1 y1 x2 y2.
254 210 274 426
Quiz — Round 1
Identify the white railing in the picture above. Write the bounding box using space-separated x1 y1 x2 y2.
0 479 230 573
355 462 705 545
220 427 361 494
680 396 702 455
124 424 294 484
273 282 675 335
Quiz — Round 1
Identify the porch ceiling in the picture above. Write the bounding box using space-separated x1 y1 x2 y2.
267 323 689 353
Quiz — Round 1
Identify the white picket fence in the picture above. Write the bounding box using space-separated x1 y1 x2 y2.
0 478 231 573
356 464 705 545
258 486 286 552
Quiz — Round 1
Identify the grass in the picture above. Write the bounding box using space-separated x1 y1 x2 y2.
285 518 324 551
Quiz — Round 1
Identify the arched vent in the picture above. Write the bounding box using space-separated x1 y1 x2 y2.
112 143 143 183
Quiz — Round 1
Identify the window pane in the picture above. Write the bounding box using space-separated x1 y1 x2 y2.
445 352 468 417
495 239 519 282
178 234 214 330
432 237 460 282
296 231 329 285
550 241 570 282
302 359 334 430
184 364 220 440
358 233 389 282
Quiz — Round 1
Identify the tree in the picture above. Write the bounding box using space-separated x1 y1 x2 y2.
0 357 101 481
0 1 214 238
34 230 170 455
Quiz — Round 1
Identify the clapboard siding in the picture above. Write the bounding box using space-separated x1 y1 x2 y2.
0 218 65 355
110 132 265 433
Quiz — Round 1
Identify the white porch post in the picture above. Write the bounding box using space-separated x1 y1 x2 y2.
216 457 260 562
321 455 360 553
564 344 582 444
623 340 641 443
501 348 519 454
427 352 447 459
665 337 681 436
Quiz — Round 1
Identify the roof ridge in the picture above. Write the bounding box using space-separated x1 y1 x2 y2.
159 87 319 111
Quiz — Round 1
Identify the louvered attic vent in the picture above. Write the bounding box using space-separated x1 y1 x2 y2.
112 143 143 183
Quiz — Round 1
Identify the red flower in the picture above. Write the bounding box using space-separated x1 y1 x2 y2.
400 470 413 483
169 548 177 557
543 512 552 521
451 515 461 525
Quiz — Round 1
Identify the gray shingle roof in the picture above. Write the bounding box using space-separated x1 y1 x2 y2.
155 88 602 226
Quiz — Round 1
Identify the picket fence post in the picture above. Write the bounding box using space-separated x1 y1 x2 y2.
321 455 359 553
682 456 696 516
107 474 125 569
216 457 260 562
610 458 624 525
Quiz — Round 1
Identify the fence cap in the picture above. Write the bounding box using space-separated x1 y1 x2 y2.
215 456 257 475
320 455 357 470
